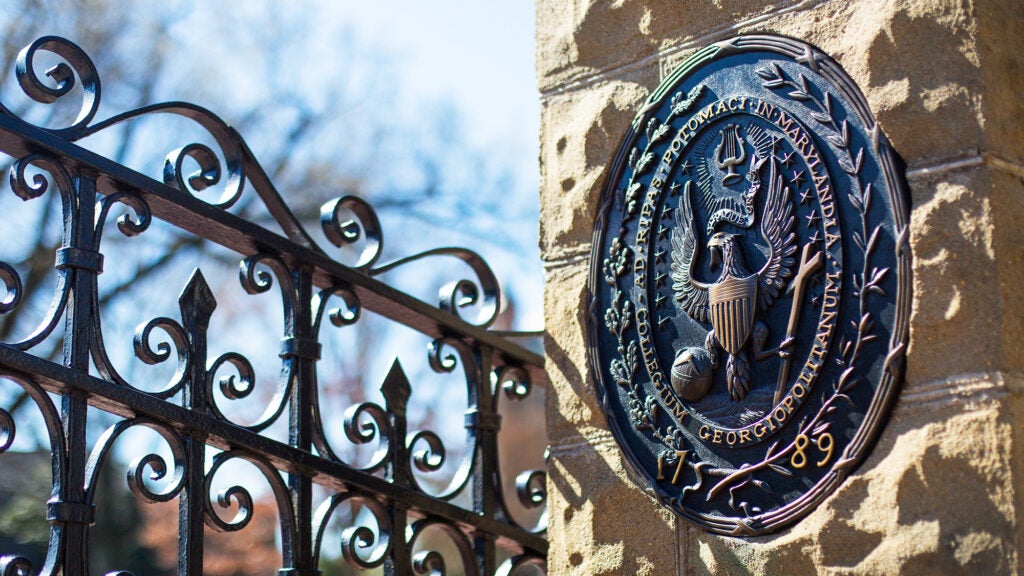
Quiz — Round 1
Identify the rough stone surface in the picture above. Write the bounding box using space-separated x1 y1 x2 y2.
547 440 677 575
538 0 1024 574
536 0 801 94
538 74 652 260
907 165 1003 384
976 0 1024 165
543 261 608 443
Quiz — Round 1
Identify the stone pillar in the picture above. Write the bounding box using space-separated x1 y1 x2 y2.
538 1 1024 574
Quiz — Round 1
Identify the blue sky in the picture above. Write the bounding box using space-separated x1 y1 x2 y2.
337 1 543 327
340 2 539 156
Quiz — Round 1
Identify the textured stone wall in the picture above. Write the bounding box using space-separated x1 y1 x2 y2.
537 1 1024 574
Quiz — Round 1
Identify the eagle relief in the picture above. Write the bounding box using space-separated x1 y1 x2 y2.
589 36 911 535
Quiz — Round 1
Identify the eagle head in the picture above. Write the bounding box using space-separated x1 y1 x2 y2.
708 231 734 269
707 231 747 276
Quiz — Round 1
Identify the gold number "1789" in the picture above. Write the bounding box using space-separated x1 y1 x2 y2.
790 432 834 469
657 450 691 484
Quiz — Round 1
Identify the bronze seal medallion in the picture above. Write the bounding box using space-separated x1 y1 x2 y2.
588 35 911 535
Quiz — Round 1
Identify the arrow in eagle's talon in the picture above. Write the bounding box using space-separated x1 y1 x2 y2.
773 244 824 406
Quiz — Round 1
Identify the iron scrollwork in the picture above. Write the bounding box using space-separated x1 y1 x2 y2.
0 35 546 575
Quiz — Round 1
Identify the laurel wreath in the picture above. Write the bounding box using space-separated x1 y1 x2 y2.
684 63 899 531
603 83 708 453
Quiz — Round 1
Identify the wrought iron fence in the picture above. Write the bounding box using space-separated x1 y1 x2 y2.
0 35 546 575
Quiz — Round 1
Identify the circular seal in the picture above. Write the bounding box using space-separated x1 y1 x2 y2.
588 35 911 535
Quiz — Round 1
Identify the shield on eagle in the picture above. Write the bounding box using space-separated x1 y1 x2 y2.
708 274 758 356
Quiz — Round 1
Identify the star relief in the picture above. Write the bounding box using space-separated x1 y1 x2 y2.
796 43 824 73
655 292 668 309
790 169 806 187
804 210 821 229
658 315 672 330
810 289 823 309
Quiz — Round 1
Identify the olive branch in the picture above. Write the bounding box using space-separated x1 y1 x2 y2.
604 83 710 439
697 63 895 519
756 61 890 397
621 84 704 221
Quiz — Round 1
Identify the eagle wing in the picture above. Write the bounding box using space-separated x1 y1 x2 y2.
670 181 711 323
757 157 798 310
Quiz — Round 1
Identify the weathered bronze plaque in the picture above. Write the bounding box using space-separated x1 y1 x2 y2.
588 35 911 535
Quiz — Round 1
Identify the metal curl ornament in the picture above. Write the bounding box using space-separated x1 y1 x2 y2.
0 408 15 453
408 430 446 474
405 427 474 500
0 556 34 576
407 519 479 576
13 36 100 133
312 285 361 335
239 253 298 340
201 450 299 561
495 555 547 576
126 453 181 503
339 402 391 472
106 105 244 206
202 453 256 532
208 485 253 532
84 418 188 504
372 248 500 327
9 153 73 202
311 391 383 469
129 317 189 397
0 263 23 315
412 550 446 576
55 98 246 207
406 432 473 502
2 154 74 350
515 470 547 509
239 253 293 296
311 492 392 571
163 143 225 201
428 336 471 375
95 191 152 241
493 363 547 533
496 365 532 400
419 336 478 499
320 195 383 270
208 351 257 401
231 253 299 432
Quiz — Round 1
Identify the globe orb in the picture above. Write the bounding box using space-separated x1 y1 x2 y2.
670 347 714 402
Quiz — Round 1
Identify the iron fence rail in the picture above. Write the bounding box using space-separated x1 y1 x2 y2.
0 36 546 576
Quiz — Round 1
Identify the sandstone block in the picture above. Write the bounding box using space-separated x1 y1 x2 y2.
547 440 677 575
536 0 795 93
539 74 652 261
543 261 610 444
